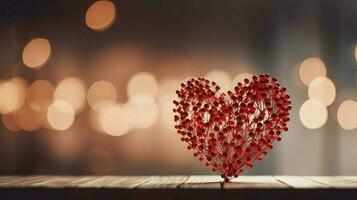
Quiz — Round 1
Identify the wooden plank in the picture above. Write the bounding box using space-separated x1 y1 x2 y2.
76 176 124 187
179 175 221 189
340 176 357 182
224 176 289 189
177 176 222 200
0 176 43 186
77 176 149 188
138 176 188 188
275 176 329 188
0 176 16 181
307 176 357 188
0 176 57 187
28 176 100 187
0 176 19 184
1 176 357 200
114 176 150 188
131 176 189 200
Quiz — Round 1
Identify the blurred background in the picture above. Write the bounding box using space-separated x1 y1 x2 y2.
0 0 356 176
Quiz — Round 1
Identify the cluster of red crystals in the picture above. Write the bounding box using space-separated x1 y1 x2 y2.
173 74 291 182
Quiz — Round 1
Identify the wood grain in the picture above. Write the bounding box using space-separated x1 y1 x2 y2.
224 176 288 189
28 176 99 187
138 176 188 188
307 176 357 188
75 176 150 188
275 176 329 188
0 176 56 187
0 176 357 200
179 175 221 189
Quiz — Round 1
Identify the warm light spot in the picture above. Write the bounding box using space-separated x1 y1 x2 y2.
232 73 253 87
299 99 328 129
47 100 75 131
2 114 19 132
0 78 27 114
22 38 51 69
127 72 158 97
85 0 116 31
15 104 45 131
157 78 180 131
54 77 87 113
89 110 103 133
158 78 180 96
308 76 336 106
11 77 28 104
299 57 327 86
0 82 19 114
205 70 231 92
337 100 357 130
100 104 131 136
89 101 115 133
27 80 54 111
331 88 357 121
125 94 158 129
159 93 176 131
87 80 117 111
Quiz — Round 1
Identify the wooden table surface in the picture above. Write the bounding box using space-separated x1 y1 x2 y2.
1 176 357 199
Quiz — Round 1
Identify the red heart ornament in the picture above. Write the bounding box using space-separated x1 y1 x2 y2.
173 74 291 182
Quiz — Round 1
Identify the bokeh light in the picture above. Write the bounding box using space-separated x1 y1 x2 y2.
11 77 28 103
100 104 131 136
0 81 21 114
159 93 176 131
54 77 87 113
1 114 19 132
85 0 116 31
27 80 54 111
308 76 336 106
232 73 253 87
22 38 51 69
89 110 103 133
337 100 357 130
47 100 75 131
89 101 115 133
330 88 357 121
299 99 328 129
299 57 327 86
127 72 158 98
157 78 180 96
15 104 45 131
87 80 117 111
125 94 158 129
205 70 231 92
158 78 180 131
0 78 27 114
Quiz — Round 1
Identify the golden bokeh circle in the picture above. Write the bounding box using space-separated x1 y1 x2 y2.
337 100 357 130
85 0 116 31
22 38 51 69
47 100 75 131
299 57 327 86
87 80 117 111
299 99 328 129
308 76 336 106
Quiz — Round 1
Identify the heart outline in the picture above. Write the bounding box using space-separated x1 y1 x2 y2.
173 74 291 182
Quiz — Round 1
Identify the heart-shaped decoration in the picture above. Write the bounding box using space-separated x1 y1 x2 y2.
173 74 291 182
